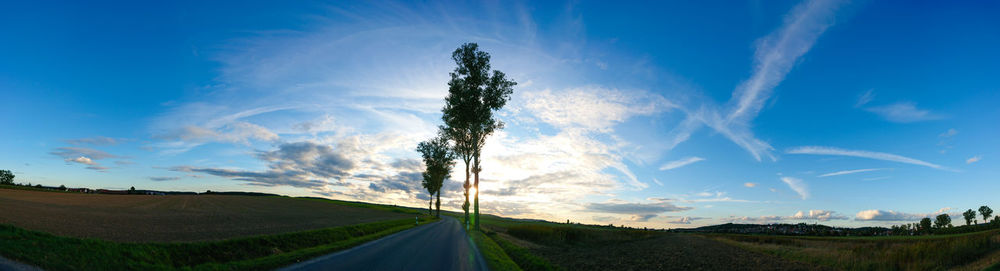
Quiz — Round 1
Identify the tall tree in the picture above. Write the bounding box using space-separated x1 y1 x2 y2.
980 206 994 223
963 209 977 226
441 43 516 230
934 214 952 229
417 133 455 218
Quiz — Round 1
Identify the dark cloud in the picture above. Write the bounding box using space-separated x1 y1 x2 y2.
50 147 120 160
585 200 692 214
149 176 181 181
666 216 710 224
168 141 355 189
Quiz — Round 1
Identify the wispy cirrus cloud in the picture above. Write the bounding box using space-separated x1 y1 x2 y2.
66 136 128 146
659 156 705 171
663 0 845 161
780 177 809 200
817 168 888 177
864 102 943 123
787 146 948 170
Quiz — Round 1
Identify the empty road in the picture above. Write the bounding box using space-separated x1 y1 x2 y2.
280 216 488 271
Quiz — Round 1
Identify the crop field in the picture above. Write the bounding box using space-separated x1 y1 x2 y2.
708 230 1000 270
469 214 820 271
0 188 416 242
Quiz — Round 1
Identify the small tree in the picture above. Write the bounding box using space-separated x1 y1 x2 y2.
934 214 952 229
963 209 976 226
920 217 932 234
980 206 994 223
416 133 455 218
0 170 14 185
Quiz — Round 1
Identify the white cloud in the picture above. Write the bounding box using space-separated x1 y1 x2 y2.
66 136 127 146
520 87 674 133
727 209 847 223
967 155 981 164
790 210 848 221
855 208 953 221
68 156 97 166
865 102 943 123
780 177 809 200
667 216 709 224
787 146 947 170
659 157 705 171
744 182 757 188
817 168 887 177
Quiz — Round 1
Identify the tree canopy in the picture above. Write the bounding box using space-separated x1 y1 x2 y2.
440 42 516 229
417 133 455 217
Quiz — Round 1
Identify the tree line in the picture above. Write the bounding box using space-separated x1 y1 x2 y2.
415 43 515 231
889 205 997 236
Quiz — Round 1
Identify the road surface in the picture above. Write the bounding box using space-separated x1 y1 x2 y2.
280 216 488 271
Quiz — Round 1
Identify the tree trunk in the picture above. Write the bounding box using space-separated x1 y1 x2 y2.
435 190 441 218
473 158 480 231
463 160 470 228
429 196 433 215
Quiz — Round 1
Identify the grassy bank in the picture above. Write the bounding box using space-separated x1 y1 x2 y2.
708 229 1000 270
0 217 436 270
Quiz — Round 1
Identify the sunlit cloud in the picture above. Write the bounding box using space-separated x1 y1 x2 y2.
855 207 954 221
967 155 982 164
743 182 757 188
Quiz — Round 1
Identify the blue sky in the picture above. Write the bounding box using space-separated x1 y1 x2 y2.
2 0 998 228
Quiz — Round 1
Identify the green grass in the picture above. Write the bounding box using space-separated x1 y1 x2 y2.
488 232 559 271
470 230 522 271
708 229 1000 270
0 217 437 270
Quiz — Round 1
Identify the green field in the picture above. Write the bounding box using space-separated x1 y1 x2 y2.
0 188 438 270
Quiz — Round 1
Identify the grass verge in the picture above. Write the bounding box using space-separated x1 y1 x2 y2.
470 230 521 271
0 217 436 270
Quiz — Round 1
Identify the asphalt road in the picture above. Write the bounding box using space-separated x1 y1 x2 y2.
280 216 488 271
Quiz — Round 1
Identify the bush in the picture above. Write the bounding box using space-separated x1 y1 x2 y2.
0 170 14 185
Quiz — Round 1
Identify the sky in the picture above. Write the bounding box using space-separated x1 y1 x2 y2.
2 0 999 228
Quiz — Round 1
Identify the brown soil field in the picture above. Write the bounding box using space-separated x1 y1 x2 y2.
494 227 826 270
532 233 826 270
0 188 412 242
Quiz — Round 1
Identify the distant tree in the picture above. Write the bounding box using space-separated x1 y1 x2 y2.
416 133 455 217
920 218 932 234
440 42 516 230
963 209 977 226
129 186 136 194
980 206 994 223
934 214 952 229
0 170 14 185
58 185 66 190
